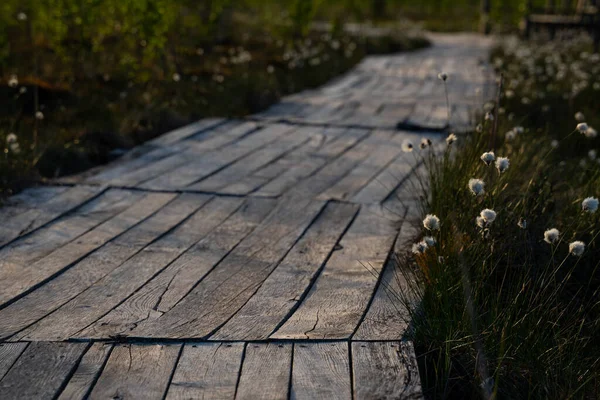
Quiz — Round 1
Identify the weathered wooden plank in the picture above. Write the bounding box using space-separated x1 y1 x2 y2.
253 127 370 197
187 127 309 192
166 342 244 400
212 202 359 340
15 194 233 341
351 150 416 204
352 341 423 400
143 123 296 191
130 198 325 339
0 189 142 306
291 342 351 400
88 344 181 400
271 204 399 340
58 343 113 400
0 185 103 247
0 342 88 400
0 193 179 340
0 343 28 380
149 118 225 146
75 197 272 340
236 343 292 400
318 130 402 201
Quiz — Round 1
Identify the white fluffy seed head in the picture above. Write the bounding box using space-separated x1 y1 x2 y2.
496 157 510 173
551 140 559 148
569 241 585 256
446 133 457 145
514 126 524 134
480 151 495 165
420 138 432 149
518 218 527 229
480 209 497 224
485 112 494 121
402 140 414 152
505 130 517 141
577 122 588 133
423 214 440 231
468 178 485 196
582 197 599 213
412 241 428 254
8 75 18 88
35 111 44 120
575 112 585 122
423 236 436 247
6 133 17 144
476 216 485 228
544 228 560 244
438 72 448 81
584 126 597 138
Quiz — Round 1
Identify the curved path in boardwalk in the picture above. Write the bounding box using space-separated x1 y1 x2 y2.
0 33 493 399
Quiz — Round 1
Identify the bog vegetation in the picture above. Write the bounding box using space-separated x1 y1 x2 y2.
400 32 600 399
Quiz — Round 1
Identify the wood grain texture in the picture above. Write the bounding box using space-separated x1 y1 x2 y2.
149 118 225 146
14 193 214 341
0 342 88 400
236 343 292 400
0 188 140 306
0 193 177 340
0 185 100 247
79 197 275 339
130 198 325 339
291 342 351 400
212 202 359 340
0 343 28 380
145 123 296 191
352 341 423 400
88 344 181 400
166 342 244 400
58 343 113 400
271 204 399 340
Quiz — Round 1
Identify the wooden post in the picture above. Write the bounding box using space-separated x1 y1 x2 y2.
480 0 491 34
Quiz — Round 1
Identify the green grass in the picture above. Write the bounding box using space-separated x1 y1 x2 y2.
398 33 600 399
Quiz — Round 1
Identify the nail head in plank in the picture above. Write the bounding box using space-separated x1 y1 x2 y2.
236 343 292 400
212 201 359 340
88 344 181 400
57 343 113 400
0 342 88 400
352 341 423 400
166 342 244 400
291 342 351 400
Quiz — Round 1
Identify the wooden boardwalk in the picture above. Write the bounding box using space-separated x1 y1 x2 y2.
0 34 493 399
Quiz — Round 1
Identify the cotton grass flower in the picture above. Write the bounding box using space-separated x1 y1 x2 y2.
576 122 588 133
401 140 414 152
551 140 559 148
480 209 497 224
8 75 18 88
468 178 485 196
446 133 457 145
518 218 527 229
544 228 560 244
423 214 440 231
423 236 436 247
438 72 448 81
476 216 486 228
589 150 597 160
569 241 585 257
480 151 495 165
505 129 517 141
495 157 510 173
35 111 44 120
584 126 597 138
575 111 585 122
419 138 432 149
582 197 599 213
172 73 181 82
412 241 428 254
485 112 494 121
